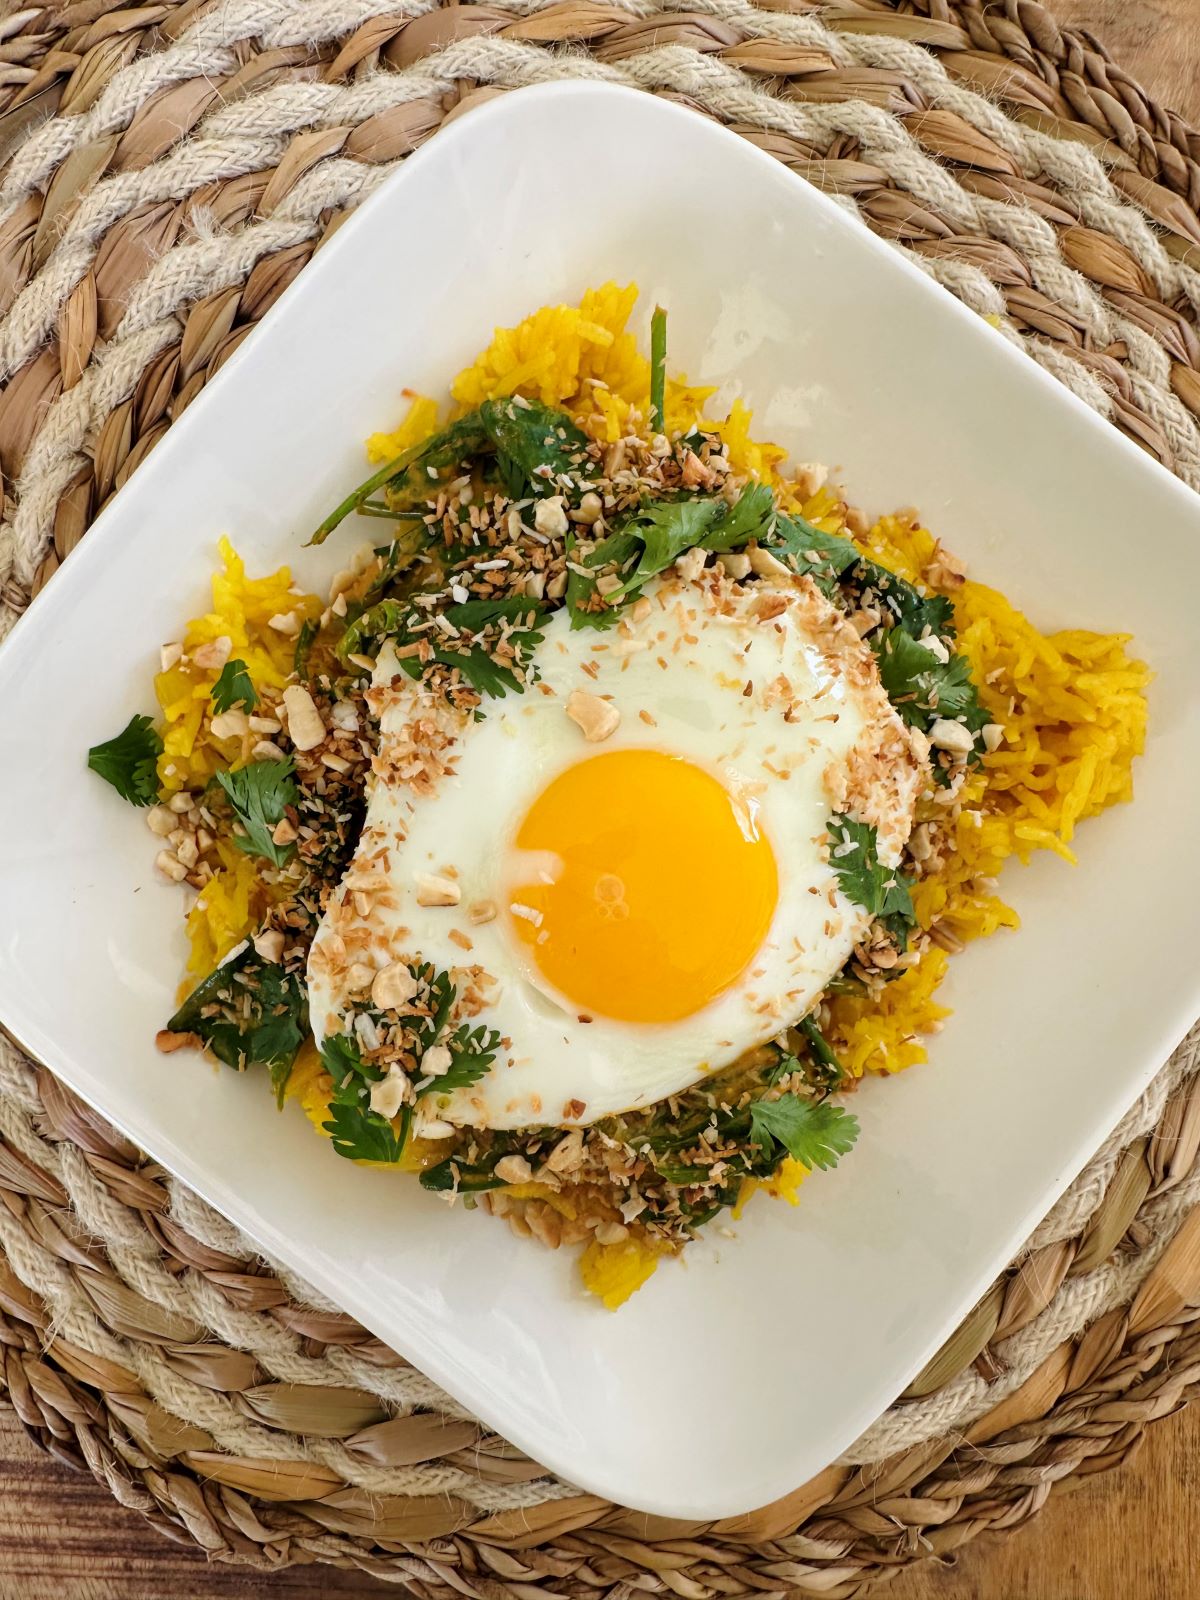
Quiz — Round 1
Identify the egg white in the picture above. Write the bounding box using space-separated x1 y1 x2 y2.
307 567 925 1131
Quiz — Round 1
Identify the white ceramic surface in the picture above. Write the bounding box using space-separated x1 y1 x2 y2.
1 83 1199 1520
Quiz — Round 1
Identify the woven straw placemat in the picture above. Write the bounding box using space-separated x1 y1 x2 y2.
2 0 1200 1590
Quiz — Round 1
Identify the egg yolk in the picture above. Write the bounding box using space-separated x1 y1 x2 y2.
506 748 778 1024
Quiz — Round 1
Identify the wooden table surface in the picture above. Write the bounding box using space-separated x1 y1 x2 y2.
7 3 1200 1597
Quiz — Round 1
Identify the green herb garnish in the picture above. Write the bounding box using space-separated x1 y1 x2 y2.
210 658 257 714
827 813 916 946
340 595 547 698
320 1032 409 1164
479 397 595 502
748 1094 859 1171
87 714 162 807
797 1013 844 1088
873 627 986 740
419 1021 503 1098
214 758 297 867
310 400 594 545
167 945 307 1102
293 619 319 679
649 305 667 434
568 485 776 625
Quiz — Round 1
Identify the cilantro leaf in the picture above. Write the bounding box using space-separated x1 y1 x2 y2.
608 497 726 601
770 515 954 636
405 597 548 697
770 516 860 586
343 596 547 698
566 526 642 628
699 482 777 553
570 485 777 624
168 946 307 1100
210 658 257 714
873 628 987 736
827 813 916 945
319 1029 409 1164
87 714 162 807
749 1095 859 1171
856 561 954 638
419 1021 502 1098
215 758 297 866
324 1100 408 1163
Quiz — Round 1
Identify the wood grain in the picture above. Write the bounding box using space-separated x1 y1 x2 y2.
4 2 1200 1597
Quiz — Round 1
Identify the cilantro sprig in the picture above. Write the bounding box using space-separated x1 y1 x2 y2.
320 1031 408 1163
567 483 776 626
419 1021 503 1098
215 758 297 867
748 1095 859 1171
87 714 162 807
827 813 917 946
873 627 987 745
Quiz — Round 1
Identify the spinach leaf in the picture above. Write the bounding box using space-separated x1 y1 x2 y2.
168 945 307 1101
478 397 595 501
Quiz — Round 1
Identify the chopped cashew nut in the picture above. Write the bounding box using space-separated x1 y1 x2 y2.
209 708 249 740
154 850 187 882
282 685 325 751
372 962 418 1011
253 929 285 963
369 1069 408 1120
145 805 175 837
566 688 620 743
533 496 569 537
929 718 975 754
674 546 708 583
191 637 232 671
416 872 461 907
422 1044 452 1077
747 545 791 579
495 1154 534 1184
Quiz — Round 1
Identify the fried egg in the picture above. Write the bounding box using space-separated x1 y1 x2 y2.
307 564 926 1131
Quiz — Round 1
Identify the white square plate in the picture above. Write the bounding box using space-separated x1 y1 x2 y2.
2 82 1199 1520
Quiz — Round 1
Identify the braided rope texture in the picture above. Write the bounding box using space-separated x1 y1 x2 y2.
2 0 1200 1589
